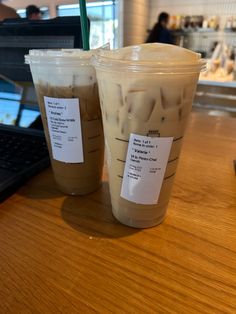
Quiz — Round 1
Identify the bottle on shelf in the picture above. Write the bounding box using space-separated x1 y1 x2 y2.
226 16 233 29
202 17 209 29
232 17 236 29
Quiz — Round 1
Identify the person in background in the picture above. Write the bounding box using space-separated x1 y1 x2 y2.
146 12 173 44
0 0 19 21
26 5 42 20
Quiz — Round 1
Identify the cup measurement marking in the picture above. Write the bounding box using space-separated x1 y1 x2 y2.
87 120 102 154
88 149 100 154
173 136 183 142
117 158 126 163
164 173 176 180
115 137 129 143
88 134 101 140
168 157 179 163
87 118 100 122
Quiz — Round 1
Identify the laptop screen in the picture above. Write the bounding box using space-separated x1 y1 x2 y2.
0 75 41 129
18 83 40 128
0 17 85 132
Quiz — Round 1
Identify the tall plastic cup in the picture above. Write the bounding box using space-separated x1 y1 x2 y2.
26 50 104 195
93 43 206 228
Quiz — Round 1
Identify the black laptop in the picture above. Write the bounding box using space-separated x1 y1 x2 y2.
0 17 86 200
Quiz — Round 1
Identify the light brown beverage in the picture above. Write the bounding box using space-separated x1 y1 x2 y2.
26 50 104 195
93 44 206 227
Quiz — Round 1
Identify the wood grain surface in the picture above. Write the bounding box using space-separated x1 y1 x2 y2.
0 112 236 314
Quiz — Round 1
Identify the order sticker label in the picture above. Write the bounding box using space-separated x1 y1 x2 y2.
120 134 173 205
44 96 84 163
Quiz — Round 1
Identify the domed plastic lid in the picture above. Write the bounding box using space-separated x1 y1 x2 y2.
25 49 95 66
93 43 206 73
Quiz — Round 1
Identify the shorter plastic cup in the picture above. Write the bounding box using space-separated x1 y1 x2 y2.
26 49 104 195
93 43 206 228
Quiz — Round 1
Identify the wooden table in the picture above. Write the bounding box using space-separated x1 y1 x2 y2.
0 113 236 314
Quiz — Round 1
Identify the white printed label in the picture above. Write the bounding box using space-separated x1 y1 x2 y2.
44 96 84 163
120 134 173 205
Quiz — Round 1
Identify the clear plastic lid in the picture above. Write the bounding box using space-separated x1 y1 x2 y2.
25 49 95 66
92 43 207 73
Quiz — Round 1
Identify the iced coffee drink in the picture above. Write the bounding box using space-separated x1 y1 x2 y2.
93 44 206 228
26 50 104 195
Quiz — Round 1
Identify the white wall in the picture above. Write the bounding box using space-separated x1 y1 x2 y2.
122 0 149 46
149 0 236 29
12 0 235 47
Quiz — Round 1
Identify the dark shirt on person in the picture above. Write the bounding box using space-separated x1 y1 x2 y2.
146 23 173 44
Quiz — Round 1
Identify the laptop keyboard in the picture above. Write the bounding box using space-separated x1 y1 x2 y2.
0 131 49 173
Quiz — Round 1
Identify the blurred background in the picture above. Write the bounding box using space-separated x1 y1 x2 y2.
3 0 236 52
1 0 236 117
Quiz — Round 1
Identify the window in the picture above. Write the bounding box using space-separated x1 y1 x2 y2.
17 7 50 19
57 1 119 49
16 9 26 18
